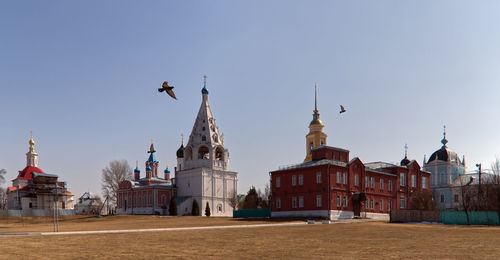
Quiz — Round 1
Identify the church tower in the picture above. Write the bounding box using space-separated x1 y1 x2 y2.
145 141 159 178
182 76 229 171
26 132 38 167
175 76 238 217
304 84 327 162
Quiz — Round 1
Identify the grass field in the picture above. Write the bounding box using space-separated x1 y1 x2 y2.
0 215 272 233
1 216 500 259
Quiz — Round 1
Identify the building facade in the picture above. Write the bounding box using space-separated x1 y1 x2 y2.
6 135 74 216
270 89 430 220
175 80 238 216
423 127 466 209
116 143 176 215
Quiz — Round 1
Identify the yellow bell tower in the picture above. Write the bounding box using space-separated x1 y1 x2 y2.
304 84 327 162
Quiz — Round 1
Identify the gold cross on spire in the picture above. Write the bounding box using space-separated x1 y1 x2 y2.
203 75 207 87
181 133 184 145
404 143 408 157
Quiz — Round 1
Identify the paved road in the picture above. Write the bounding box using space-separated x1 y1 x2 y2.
0 218 385 237
0 222 306 237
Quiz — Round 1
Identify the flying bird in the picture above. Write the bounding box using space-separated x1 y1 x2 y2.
158 81 177 100
339 105 346 114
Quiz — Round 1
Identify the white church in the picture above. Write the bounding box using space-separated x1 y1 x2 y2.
174 78 238 216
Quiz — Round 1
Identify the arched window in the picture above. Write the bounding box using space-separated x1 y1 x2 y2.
215 146 224 160
202 135 207 141
198 146 209 159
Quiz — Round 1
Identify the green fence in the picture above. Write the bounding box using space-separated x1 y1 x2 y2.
233 209 271 218
440 211 500 225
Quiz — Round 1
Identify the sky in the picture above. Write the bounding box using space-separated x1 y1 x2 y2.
1 1 500 198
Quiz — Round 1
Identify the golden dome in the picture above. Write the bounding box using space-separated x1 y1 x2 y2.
309 118 324 126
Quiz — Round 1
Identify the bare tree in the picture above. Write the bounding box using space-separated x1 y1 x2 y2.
458 175 475 225
0 169 6 210
489 158 500 219
0 187 6 210
0 169 6 184
101 160 132 207
409 190 435 210
228 191 239 210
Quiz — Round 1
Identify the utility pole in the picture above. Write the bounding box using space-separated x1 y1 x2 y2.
476 163 482 193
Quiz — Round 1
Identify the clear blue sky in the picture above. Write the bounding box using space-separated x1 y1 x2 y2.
1 1 500 197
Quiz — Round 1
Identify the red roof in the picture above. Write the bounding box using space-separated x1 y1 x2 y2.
7 186 28 192
16 166 45 180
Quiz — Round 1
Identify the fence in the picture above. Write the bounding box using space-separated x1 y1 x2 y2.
390 210 440 223
233 209 271 218
440 211 499 225
0 209 75 217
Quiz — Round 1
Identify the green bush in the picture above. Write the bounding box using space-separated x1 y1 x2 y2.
192 200 200 216
169 197 177 216
205 202 211 217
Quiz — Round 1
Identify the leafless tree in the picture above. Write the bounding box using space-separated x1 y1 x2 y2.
0 187 6 210
458 175 475 225
0 169 6 210
0 169 6 184
228 191 239 209
488 158 500 219
101 160 132 207
409 190 435 210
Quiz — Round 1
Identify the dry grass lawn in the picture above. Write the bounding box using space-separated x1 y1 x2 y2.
0 215 271 233
1 218 500 259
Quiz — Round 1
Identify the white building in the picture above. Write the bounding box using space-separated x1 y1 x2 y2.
6 134 74 216
175 79 238 216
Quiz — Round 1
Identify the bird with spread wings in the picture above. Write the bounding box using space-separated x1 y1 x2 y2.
158 81 177 100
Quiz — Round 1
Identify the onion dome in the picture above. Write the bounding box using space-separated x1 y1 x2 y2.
400 156 410 166
177 136 185 158
309 118 323 126
134 167 140 173
146 165 152 172
400 143 410 166
164 167 170 174
427 126 463 165
201 75 209 94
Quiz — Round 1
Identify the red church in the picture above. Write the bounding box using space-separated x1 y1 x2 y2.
270 88 430 220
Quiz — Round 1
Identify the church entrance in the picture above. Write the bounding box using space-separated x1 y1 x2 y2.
351 192 366 217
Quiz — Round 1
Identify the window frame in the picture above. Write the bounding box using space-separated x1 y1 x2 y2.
292 175 297 186
316 195 322 207
298 174 304 186
276 176 281 188
316 172 322 184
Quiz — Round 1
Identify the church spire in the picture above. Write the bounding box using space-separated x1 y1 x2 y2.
304 83 327 162
441 125 448 148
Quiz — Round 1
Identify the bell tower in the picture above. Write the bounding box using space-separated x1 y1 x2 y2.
304 84 327 162
26 131 38 167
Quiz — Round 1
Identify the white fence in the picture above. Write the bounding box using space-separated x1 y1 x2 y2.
0 209 75 217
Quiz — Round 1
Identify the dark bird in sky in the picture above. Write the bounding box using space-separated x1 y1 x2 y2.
158 81 177 99
339 105 346 114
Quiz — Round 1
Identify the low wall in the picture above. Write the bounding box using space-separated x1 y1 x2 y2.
271 210 329 219
441 211 500 225
390 210 440 223
233 209 271 218
0 209 75 217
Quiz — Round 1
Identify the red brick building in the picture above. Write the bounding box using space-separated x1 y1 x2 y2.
270 146 430 220
116 143 176 215
270 88 430 220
